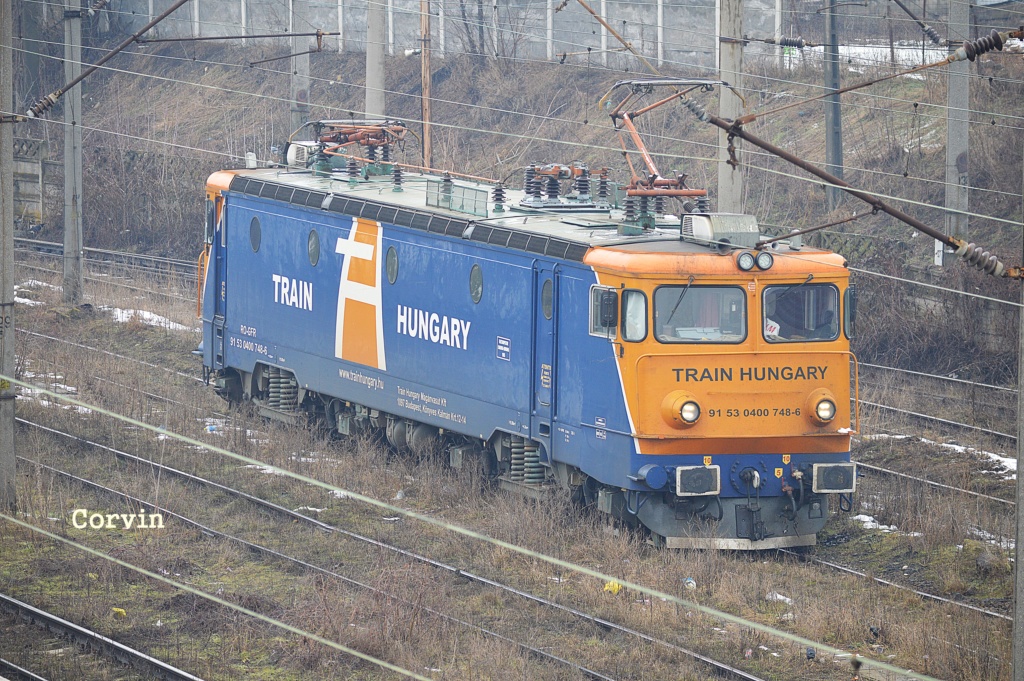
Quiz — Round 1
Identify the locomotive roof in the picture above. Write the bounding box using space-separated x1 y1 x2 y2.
212 167 843 270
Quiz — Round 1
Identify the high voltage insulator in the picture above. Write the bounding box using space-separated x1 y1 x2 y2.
922 25 942 45
778 36 807 49
683 98 708 122
956 29 1005 61
955 242 1005 277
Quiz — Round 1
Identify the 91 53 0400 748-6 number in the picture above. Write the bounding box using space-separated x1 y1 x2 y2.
706 408 801 417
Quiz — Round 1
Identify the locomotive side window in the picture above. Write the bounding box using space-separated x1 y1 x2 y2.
308 229 320 266
205 199 216 244
621 290 647 342
763 282 840 342
844 285 856 339
386 246 399 284
542 279 553 320
654 286 745 343
470 264 483 303
589 286 617 338
249 216 261 252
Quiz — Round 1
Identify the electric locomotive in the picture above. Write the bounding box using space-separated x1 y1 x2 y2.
198 83 858 549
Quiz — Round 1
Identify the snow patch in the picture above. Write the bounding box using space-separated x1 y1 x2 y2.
101 306 191 331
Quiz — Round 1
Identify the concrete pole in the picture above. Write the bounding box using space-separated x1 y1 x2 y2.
716 0 743 213
290 0 310 135
0 0 16 511
657 0 664 67
366 0 386 116
387 0 394 56
1014 141 1024 681
824 2 843 212
241 0 247 45
775 0 783 69
64 0 84 305
546 0 553 61
437 0 444 58
336 0 343 52
600 0 607 66
421 0 432 167
941 0 969 266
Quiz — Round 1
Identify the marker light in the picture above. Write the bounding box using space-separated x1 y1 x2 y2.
755 251 774 270
815 399 836 423
737 251 755 271
680 401 701 424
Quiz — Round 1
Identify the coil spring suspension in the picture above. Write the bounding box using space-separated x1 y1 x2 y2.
955 242 1005 276
523 441 544 484
266 366 299 411
510 437 526 482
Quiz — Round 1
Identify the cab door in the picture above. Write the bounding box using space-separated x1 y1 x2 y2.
531 263 557 441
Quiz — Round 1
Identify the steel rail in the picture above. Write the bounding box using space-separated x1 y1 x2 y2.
19 417 767 681
15 238 195 273
0 657 49 681
20 456 616 681
859 398 1016 441
777 549 1012 621
16 329 204 384
854 460 1014 507
14 260 193 304
0 592 206 680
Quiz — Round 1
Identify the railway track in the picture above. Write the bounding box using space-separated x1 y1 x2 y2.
0 592 205 681
15 238 197 281
16 416 768 681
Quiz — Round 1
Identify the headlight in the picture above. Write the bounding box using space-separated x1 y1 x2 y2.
755 251 774 270
737 251 755 271
680 401 701 423
815 399 836 422
661 391 701 428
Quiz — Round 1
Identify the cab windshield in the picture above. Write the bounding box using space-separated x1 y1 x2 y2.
763 283 839 342
654 286 746 343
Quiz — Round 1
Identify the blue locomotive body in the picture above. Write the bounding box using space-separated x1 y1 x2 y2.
200 132 858 549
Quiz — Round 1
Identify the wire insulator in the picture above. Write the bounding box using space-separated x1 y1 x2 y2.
597 172 609 201
523 164 536 191
680 200 697 214
575 168 591 197
546 176 560 200
961 29 1004 61
346 156 359 179
696 196 711 213
778 36 806 49
392 164 403 189
492 182 506 205
365 144 377 162
654 195 666 214
955 242 1006 276
922 25 941 45
624 197 637 222
381 144 391 163
683 98 709 122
